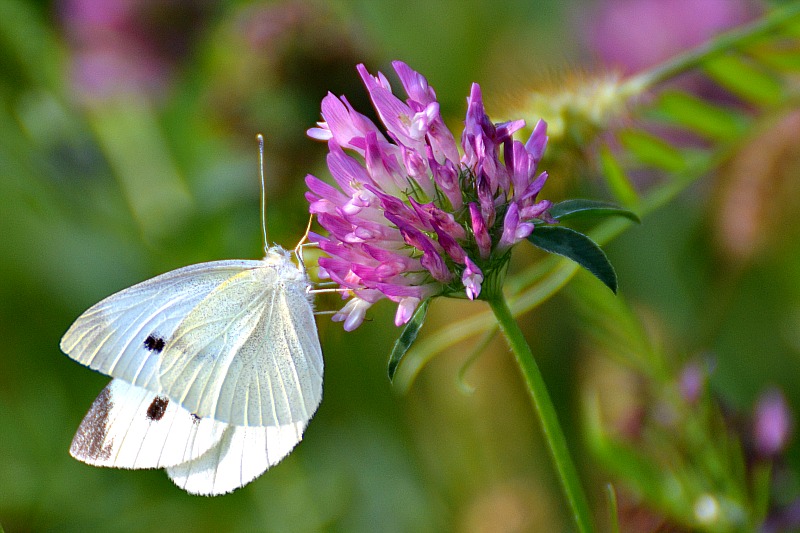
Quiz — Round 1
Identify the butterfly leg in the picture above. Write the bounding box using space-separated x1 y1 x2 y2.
293 215 317 271
307 286 352 295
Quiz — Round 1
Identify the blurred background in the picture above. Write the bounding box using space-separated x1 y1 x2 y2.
2 0 800 531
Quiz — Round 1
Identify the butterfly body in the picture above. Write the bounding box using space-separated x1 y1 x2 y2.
62 246 324 495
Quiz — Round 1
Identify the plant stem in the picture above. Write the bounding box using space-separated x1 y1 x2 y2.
487 293 594 533
622 2 800 94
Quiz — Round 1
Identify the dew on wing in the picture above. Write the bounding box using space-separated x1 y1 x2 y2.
143 335 166 353
146 396 169 421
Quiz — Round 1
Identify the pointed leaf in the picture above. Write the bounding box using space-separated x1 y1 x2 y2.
618 130 686 172
528 226 617 293
388 298 431 381
549 199 640 224
703 54 783 106
654 91 749 142
750 44 800 73
599 146 639 207
586 396 683 508
606 485 621 533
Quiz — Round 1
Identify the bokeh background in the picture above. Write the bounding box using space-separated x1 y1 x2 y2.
2 0 800 531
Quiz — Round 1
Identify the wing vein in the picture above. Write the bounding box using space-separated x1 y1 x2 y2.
266 288 294 425
279 292 310 421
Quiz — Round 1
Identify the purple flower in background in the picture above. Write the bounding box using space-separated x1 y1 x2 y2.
588 0 753 74
762 498 800 533
678 361 706 404
306 61 552 330
678 356 716 404
753 388 792 458
59 0 209 101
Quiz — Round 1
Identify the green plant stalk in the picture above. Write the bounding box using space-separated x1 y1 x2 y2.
488 293 594 533
622 2 800 94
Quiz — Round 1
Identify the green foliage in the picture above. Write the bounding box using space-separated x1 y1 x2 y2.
653 91 749 142
598 146 640 207
703 54 784 106
401 3 800 530
528 226 618 293
524 199 638 296
583 7 800 529
618 129 688 172
387 298 431 381
547 199 640 223
606 484 620 533
576 273 763 532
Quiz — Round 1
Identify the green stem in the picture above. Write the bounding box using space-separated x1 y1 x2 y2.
487 293 594 533
622 2 800 94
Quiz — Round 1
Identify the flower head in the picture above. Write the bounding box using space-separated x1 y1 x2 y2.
306 61 552 330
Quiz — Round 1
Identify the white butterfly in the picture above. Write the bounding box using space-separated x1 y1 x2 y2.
61 247 324 495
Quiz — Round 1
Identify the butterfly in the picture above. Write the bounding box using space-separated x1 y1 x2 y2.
61 243 324 495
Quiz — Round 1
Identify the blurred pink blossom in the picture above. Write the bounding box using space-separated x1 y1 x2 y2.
59 0 209 100
588 0 755 74
753 388 792 457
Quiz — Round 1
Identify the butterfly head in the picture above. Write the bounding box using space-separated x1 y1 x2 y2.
264 246 308 280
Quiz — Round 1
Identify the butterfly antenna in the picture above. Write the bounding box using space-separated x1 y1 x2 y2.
257 133 269 253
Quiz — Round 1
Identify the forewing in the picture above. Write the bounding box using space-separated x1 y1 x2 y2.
166 421 306 496
60 260 262 390
70 379 226 469
158 266 324 427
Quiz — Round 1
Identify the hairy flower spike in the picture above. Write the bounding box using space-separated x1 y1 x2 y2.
307 61 553 329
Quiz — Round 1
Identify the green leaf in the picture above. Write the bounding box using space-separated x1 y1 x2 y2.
606 485 621 533
89 103 194 242
528 226 617 293
0 0 65 90
618 129 686 172
599 146 639 207
749 40 800 72
752 463 772 526
703 54 783 106
784 12 800 37
388 298 431 381
654 91 749 142
549 199 640 224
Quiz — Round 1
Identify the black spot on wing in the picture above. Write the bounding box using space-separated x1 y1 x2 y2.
190 413 201 424
71 386 114 461
144 335 166 353
146 396 169 421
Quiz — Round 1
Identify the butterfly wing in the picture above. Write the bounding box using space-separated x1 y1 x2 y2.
70 379 227 469
61 260 263 391
157 261 324 427
166 421 307 496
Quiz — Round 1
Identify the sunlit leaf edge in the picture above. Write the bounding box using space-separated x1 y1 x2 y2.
548 199 640 223
528 226 618 293
387 298 432 381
